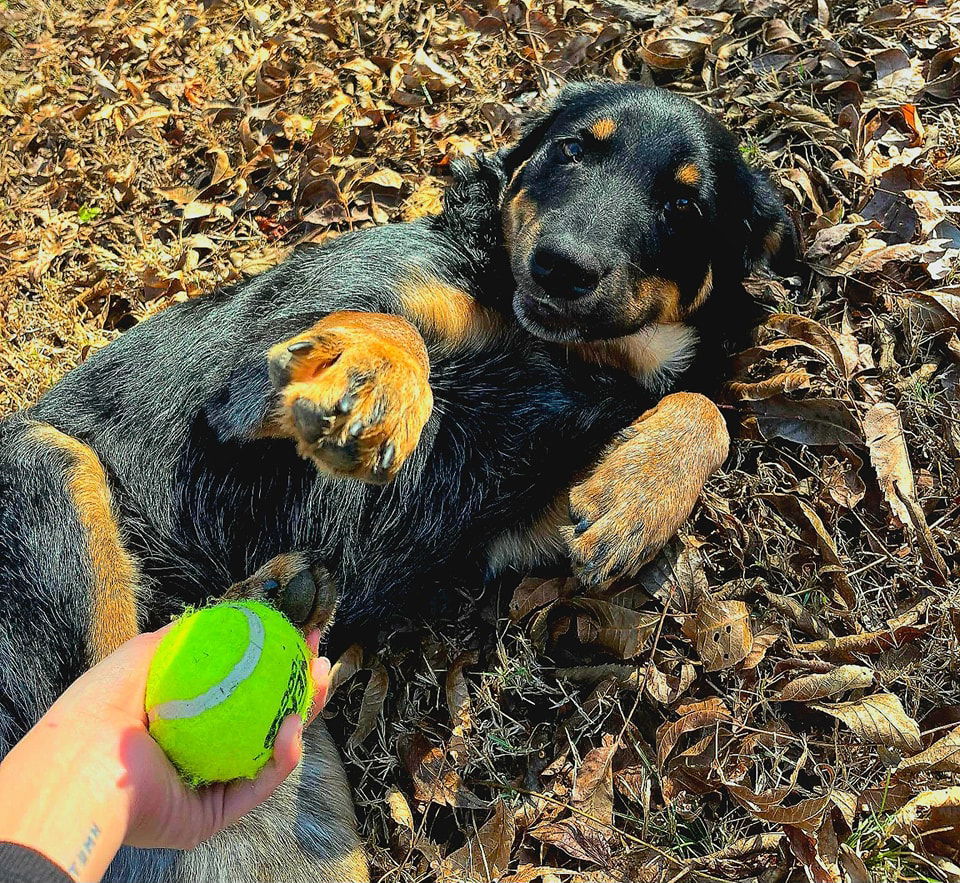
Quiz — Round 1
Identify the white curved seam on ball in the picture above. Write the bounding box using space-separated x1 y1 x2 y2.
147 606 265 722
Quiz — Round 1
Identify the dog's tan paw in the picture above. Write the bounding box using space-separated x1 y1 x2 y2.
267 311 434 484
223 552 339 635
564 393 729 585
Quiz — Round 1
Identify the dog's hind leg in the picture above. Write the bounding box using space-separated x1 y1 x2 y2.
0 417 143 754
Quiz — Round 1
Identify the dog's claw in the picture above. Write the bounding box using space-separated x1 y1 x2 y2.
320 440 358 471
337 393 356 415
348 420 364 438
379 441 395 471
288 340 314 354
574 518 591 537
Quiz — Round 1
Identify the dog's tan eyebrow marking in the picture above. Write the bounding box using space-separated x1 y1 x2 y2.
589 118 616 140
676 163 701 186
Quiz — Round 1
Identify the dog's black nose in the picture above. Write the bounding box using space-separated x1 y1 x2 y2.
530 238 602 300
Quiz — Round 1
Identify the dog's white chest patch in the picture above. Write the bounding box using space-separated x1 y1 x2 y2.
582 324 699 393
621 323 699 391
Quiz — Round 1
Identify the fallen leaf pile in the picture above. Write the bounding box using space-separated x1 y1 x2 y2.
2 0 960 880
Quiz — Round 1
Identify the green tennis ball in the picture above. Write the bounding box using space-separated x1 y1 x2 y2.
145 600 312 786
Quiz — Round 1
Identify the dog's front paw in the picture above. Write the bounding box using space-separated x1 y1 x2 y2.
267 311 434 483
223 552 338 635
564 393 729 585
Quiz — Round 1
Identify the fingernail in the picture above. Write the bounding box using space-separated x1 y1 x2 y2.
317 656 331 676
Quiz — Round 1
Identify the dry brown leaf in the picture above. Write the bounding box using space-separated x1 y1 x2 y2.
509 577 569 621
741 622 781 670
761 494 854 608
387 787 415 834
440 799 516 883
795 623 929 658
403 732 484 809
820 450 866 509
777 665 874 702
783 822 841 883
694 598 753 671
727 783 832 832
657 697 732 766
812 693 922 754
885 785 960 857
748 396 863 447
387 787 443 866
446 650 478 738
328 643 364 699
764 313 856 377
897 724 960 775
644 659 697 703
727 370 811 402
347 661 389 748
863 402 916 529
529 819 612 866
571 741 616 830
362 168 405 190
572 598 660 659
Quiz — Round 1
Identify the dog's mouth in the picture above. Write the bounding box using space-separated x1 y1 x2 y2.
513 288 593 343
512 276 644 344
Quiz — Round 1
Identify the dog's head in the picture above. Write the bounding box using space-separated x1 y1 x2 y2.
500 82 791 344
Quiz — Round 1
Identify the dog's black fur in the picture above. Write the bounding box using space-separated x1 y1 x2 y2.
0 81 790 883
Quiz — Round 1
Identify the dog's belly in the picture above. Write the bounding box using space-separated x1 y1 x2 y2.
124 338 641 633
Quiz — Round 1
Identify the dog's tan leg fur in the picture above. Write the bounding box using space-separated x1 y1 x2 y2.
565 393 729 583
28 423 141 664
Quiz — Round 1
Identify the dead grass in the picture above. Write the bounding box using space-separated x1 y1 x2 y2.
2 0 960 880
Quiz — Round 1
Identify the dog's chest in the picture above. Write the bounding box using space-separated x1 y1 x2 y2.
573 324 699 394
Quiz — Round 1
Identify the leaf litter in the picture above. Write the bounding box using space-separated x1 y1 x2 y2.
3 0 960 880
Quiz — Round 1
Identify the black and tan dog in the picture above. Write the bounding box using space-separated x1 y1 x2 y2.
0 81 790 882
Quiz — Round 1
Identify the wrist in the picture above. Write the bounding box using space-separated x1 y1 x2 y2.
0 710 133 881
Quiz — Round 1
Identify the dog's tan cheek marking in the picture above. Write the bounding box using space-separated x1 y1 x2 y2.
590 118 616 140
503 189 535 242
503 189 542 267
398 272 503 350
676 163 701 186
687 264 713 315
635 277 682 324
29 424 141 664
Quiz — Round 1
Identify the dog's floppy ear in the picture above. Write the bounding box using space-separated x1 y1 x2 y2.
499 82 595 181
736 164 796 275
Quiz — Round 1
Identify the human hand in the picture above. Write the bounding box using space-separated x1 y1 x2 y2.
0 625 329 881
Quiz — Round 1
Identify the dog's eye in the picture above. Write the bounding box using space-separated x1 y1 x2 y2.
665 197 700 219
560 139 585 163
